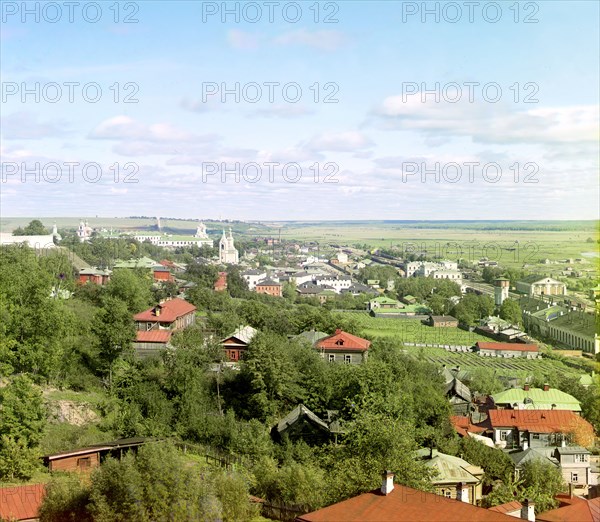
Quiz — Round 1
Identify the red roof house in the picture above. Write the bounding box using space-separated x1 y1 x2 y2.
296 472 516 522
485 409 594 449
474 342 539 358
314 329 371 364
0 484 45 522
537 495 600 522
133 298 196 358
214 272 227 292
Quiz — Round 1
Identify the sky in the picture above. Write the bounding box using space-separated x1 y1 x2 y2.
1 0 599 221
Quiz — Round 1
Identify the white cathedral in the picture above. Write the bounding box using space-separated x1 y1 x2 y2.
219 228 239 265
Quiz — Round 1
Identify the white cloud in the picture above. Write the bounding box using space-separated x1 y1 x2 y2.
375 96 599 146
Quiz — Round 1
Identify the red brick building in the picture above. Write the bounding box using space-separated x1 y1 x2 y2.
255 278 282 297
78 267 111 285
153 266 175 282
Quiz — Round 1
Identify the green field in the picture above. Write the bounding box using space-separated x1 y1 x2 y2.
342 312 490 346
342 311 591 381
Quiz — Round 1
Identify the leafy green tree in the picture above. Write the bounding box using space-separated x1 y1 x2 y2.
20 219 49 235
38 474 92 522
226 266 249 298
0 375 47 480
499 299 523 326
103 269 153 314
458 438 513 486
92 296 136 377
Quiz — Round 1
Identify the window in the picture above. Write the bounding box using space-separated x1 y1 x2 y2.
532 433 540 440
328 354 335 363
500 431 508 441
575 454 587 463
571 472 578 483
344 354 352 364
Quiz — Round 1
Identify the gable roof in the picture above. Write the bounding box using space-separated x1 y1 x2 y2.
491 387 581 411
0 484 45 521
133 298 196 323
487 410 593 435
296 483 516 522
445 378 472 402
135 330 172 344
221 325 257 345
537 496 600 522
315 329 371 352
475 342 538 352
508 447 559 468
113 256 160 269
519 275 565 285
297 330 330 346
431 315 458 322
274 404 330 435
450 416 487 437
488 501 523 515
415 449 483 484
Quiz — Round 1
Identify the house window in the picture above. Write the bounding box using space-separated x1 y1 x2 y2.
344 354 352 364
574 454 587 463
532 433 540 440
500 431 508 441
328 354 335 363
441 489 451 498
571 472 578 483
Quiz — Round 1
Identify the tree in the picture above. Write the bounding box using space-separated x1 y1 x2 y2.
499 299 523 326
92 296 136 377
0 376 47 480
103 269 153 314
14 219 49 236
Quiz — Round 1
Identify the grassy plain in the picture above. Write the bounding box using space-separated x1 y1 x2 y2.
342 312 591 381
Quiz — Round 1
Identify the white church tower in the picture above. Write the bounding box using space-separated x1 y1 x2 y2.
195 222 208 239
219 228 239 264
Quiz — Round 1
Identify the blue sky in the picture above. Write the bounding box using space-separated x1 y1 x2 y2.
1 0 598 220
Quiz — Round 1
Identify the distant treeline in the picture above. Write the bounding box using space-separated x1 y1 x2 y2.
282 220 599 232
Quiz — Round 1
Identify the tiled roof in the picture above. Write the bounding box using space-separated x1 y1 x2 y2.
450 416 486 436
491 387 581 411
274 405 330 435
316 329 371 352
431 315 458 322
135 330 172 343
133 298 196 323
487 410 593 435
296 483 516 522
537 496 600 522
476 342 538 352
0 484 45 521
488 501 522 514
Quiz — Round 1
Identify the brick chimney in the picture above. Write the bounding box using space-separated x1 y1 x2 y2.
523 384 530 391
520 498 535 521
335 328 342 335
543 384 550 392
381 470 394 495
456 482 469 503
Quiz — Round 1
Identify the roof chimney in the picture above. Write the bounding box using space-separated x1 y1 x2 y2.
523 384 530 391
381 470 394 495
520 499 535 521
335 328 342 335
543 384 550 392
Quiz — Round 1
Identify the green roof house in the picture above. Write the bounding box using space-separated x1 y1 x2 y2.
491 384 581 412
